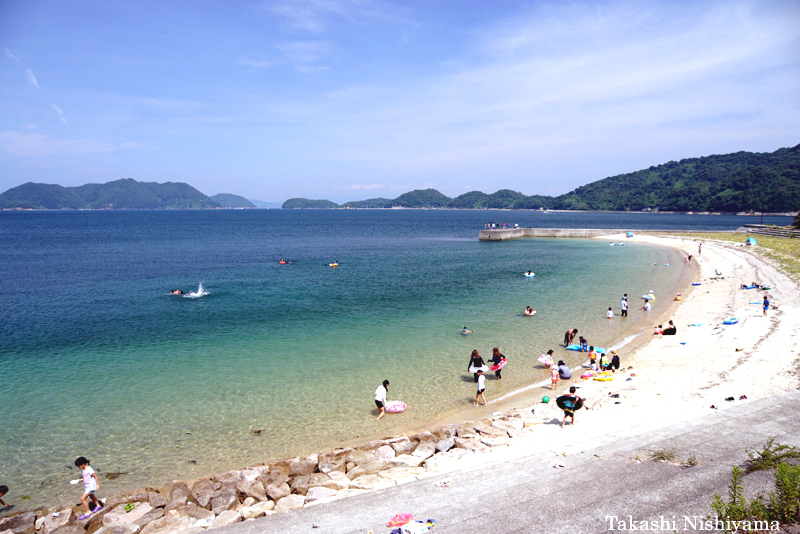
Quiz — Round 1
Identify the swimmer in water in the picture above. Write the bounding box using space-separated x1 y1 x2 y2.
524 306 536 316
462 326 474 334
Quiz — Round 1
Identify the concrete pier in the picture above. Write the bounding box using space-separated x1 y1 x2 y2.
478 228 734 241
479 228 629 240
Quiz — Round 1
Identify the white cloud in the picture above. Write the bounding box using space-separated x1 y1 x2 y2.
277 40 330 63
239 58 275 68
25 68 40 88
0 131 115 157
50 104 67 124
23 123 38 130
4 48 21 63
295 65 329 73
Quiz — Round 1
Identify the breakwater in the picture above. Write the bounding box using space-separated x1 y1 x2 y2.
478 228 735 241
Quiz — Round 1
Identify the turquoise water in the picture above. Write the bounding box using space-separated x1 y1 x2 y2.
1 210 787 509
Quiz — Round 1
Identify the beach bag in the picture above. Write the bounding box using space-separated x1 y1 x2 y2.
401 522 429 534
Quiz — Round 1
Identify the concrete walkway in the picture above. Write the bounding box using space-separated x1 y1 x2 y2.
214 390 800 534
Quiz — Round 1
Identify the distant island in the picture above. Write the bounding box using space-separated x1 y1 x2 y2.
284 143 800 213
2 144 798 212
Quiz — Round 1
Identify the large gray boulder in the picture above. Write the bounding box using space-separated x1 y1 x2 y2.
49 527 85 534
102 503 153 526
346 459 392 480
139 511 191 534
42 508 76 534
93 524 140 534
436 438 456 453
411 441 436 460
235 480 267 502
288 455 318 477
132 509 165 530
209 488 238 515
189 479 216 509
240 501 274 520
147 492 167 510
304 486 338 504
290 475 310 496
274 495 305 514
307 473 337 490
348 475 393 491
344 450 376 466
0 512 36 534
266 482 291 501
374 445 396 460
171 504 214 528
210 511 242 529
390 439 417 455
390 455 426 467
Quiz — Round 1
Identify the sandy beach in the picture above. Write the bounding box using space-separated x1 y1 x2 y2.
3 232 798 534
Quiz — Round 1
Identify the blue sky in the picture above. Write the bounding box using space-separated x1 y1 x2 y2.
1 0 798 203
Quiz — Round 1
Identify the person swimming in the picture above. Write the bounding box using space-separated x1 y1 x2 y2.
524 306 536 316
171 289 184 295
462 326 474 334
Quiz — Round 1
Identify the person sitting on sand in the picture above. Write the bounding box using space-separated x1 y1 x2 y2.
662 320 677 335
609 350 620 371
524 306 536 316
561 386 581 428
557 360 572 379
641 300 651 311
653 324 663 335
599 351 610 371
564 328 578 346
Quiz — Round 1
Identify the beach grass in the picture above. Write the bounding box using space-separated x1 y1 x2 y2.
677 232 800 281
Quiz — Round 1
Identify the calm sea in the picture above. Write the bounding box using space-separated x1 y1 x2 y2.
0 210 790 509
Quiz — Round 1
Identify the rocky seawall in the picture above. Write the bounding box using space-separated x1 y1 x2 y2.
0 405 541 534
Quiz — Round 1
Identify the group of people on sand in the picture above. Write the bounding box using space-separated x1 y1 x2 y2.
653 320 677 335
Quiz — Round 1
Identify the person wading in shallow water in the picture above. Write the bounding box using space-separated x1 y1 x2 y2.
374 380 389 420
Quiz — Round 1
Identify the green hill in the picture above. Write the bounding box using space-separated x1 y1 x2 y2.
282 198 341 209
342 198 392 208
385 188 452 208
0 178 220 209
550 144 800 212
211 193 256 208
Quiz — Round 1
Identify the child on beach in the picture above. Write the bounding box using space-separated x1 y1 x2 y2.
0 484 8 508
561 386 581 428
763 295 770 316
587 346 597 369
75 457 102 519
579 336 588 351
550 366 559 390
606 307 614 319
475 370 487 406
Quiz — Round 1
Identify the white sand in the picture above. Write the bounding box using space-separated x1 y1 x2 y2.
429 234 800 470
